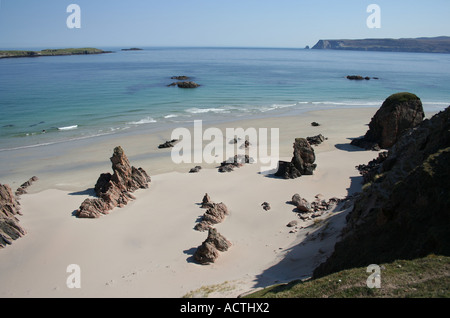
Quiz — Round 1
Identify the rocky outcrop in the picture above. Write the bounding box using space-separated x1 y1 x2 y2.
189 166 202 173
158 139 178 149
15 176 38 197
218 155 254 173
307 134 327 146
351 92 424 150
0 184 26 248
167 81 200 88
194 202 229 232
289 193 342 220
314 106 450 278
275 138 317 179
76 146 151 218
193 228 232 264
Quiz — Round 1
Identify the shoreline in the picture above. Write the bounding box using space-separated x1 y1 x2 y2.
0 106 435 298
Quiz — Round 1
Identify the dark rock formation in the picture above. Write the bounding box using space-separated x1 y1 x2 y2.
0 184 26 248
171 76 190 80
351 92 424 150
15 176 38 197
307 134 326 146
189 166 202 173
311 122 320 127
158 139 178 149
275 138 317 179
193 228 232 264
76 146 151 218
218 155 254 173
261 202 271 211
167 81 200 88
195 202 229 232
200 193 213 209
314 106 450 278
356 151 388 184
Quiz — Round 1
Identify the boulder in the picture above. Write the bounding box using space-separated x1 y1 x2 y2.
275 138 317 179
351 92 425 150
193 228 231 264
158 139 178 149
15 176 38 197
76 146 151 218
168 81 200 88
261 202 271 211
307 134 326 146
189 166 202 173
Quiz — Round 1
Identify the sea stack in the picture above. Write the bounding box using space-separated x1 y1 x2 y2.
76 146 151 218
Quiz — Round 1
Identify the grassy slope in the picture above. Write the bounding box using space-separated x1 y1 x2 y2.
244 254 450 298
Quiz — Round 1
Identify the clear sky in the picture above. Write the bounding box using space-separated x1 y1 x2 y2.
0 0 449 49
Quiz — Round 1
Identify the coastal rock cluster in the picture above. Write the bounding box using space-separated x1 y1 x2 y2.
346 75 379 80
76 146 151 218
0 177 37 248
314 104 450 278
193 194 232 264
290 193 342 221
194 194 229 232
275 138 317 179
219 154 254 173
351 92 425 150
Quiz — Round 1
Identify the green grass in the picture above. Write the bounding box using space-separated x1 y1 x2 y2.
244 255 450 298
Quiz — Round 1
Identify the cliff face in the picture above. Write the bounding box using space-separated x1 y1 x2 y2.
312 37 450 53
313 106 450 278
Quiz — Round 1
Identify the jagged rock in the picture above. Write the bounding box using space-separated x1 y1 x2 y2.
351 92 425 150
356 151 388 183
193 228 231 264
200 193 213 208
195 202 229 231
218 155 254 173
290 194 311 212
275 138 317 179
76 146 151 218
307 134 326 146
193 241 219 264
189 166 202 173
1 184 26 248
15 176 38 197
287 220 298 227
158 139 178 149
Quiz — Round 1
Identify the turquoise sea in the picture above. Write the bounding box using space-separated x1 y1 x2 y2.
0 47 449 152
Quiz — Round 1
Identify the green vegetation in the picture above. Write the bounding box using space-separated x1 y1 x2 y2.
244 255 450 298
384 92 420 105
0 48 111 59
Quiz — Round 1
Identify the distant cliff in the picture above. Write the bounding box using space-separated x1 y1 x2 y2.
312 36 450 53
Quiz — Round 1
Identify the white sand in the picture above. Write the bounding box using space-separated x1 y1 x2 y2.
0 107 381 298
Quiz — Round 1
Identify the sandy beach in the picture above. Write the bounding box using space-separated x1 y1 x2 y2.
0 107 386 298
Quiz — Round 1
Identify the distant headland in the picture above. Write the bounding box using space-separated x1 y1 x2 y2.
312 36 450 53
0 48 113 59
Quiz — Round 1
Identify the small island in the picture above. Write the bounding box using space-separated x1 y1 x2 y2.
0 48 113 59
121 48 143 51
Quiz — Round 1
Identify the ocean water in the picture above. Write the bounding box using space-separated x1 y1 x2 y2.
0 47 449 152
